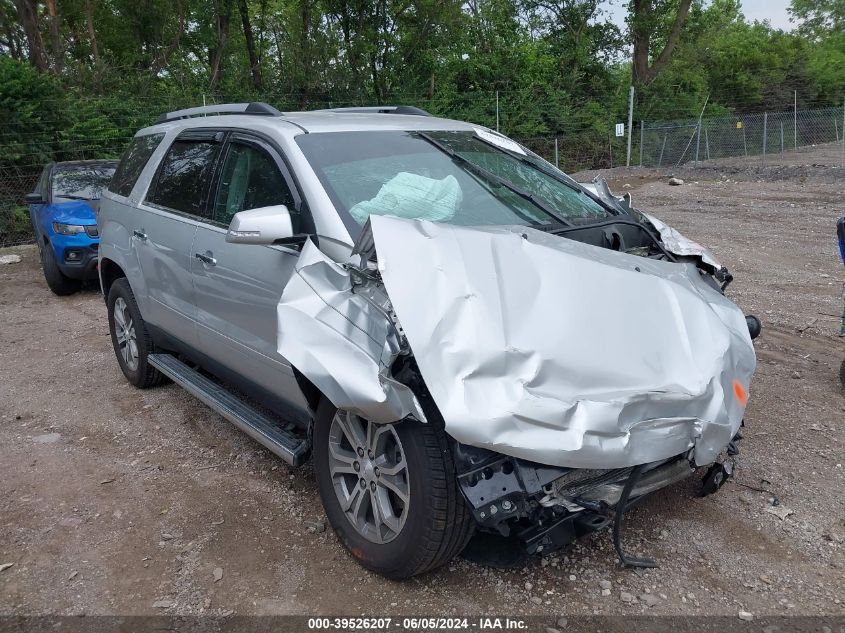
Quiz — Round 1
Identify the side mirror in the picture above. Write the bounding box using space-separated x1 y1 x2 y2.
25 192 45 205
226 204 294 245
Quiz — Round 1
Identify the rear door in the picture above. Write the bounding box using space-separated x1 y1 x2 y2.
137 130 225 347
190 133 311 415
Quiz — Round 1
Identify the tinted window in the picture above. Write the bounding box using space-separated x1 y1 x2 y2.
109 133 164 197
52 163 116 200
147 138 222 217
211 142 295 226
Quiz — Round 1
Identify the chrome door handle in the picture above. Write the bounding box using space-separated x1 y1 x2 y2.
133 229 147 240
195 251 217 266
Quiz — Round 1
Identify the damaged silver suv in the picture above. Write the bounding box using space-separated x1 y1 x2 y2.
98 103 759 578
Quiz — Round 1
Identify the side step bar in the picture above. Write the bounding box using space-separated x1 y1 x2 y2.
148 354 310 466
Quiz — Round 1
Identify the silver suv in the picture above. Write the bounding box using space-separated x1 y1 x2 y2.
99 103 758 578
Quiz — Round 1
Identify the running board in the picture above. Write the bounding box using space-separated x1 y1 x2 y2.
148 353 310 466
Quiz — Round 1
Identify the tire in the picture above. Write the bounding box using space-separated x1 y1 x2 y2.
313 399 474 579
107 278 166 389
41 243 81 296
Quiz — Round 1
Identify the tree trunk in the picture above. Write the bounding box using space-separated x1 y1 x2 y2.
298 0 311 108
238 0 262 89
209 0 233 92
631 0 692 86
85 0 100 66
45 0 62 73
13 0 48 71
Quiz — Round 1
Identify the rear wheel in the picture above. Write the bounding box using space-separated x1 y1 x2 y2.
41 244 81 296
107 278 166 388
313 400 474 578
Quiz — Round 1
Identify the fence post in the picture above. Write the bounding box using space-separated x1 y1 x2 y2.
554 137 559 169
694 123 701 167
780 122 784 155
742 121 747 157
705 127 710 160
841 95 845 166
639 121 644 167
794 90 798 149
658 133 667 167
608 132 613 168
626 85 634 167
495 90 500 132
762 112 768 165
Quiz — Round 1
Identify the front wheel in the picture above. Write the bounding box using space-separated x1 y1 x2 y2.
313 400 474 578
41 244 81 296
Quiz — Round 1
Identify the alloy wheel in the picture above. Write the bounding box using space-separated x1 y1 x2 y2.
113 297 139 371
328 411 410 544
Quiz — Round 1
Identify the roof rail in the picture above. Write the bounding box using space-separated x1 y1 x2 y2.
154 102 283 124
312 105 432 117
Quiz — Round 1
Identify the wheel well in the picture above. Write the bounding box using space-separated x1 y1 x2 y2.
99 258 126 296
293 366 323 415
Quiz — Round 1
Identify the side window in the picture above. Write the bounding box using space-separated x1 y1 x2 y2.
146 137 222 218
211 142 296 227
109 133 164 197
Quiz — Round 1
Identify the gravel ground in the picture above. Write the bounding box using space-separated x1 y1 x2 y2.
1 146 843 620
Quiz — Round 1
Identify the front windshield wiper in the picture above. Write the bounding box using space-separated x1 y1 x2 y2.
56 194 98 201
471 136 621 216
416 131 572 227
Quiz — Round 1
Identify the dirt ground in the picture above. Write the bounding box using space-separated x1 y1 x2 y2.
1 145 843 621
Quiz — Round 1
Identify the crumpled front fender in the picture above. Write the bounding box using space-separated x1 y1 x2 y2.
276 239 426 424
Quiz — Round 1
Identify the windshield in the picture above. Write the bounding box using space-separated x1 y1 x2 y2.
296 131 612 234
52 163 116 200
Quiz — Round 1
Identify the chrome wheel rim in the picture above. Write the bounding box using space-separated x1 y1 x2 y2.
113 297 139 372
328 411 410 544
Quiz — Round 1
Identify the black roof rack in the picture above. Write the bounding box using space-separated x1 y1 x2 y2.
311 105 432 117
154 102 283 124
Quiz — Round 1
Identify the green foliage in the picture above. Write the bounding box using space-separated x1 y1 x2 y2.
0 205 32 247
0 56 66 166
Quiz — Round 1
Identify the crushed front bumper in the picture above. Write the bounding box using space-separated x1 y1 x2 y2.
454 442 725 563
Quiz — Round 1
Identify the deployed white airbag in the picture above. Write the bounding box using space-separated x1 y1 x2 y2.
349 172 462 224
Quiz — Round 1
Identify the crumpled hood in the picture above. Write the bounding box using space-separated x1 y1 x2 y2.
367 216 756 468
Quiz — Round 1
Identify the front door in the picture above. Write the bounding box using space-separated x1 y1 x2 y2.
191 134 310 415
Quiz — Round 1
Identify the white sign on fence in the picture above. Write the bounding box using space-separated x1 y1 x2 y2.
615 123 625 137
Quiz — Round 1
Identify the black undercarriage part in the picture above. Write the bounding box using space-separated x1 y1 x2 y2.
700 460 734 497
455 443 726 569
611 463 658 569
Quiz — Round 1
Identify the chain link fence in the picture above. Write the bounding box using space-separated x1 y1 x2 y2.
639 105 845 168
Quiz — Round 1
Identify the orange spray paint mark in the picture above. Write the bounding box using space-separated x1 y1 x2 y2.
733 381 748 407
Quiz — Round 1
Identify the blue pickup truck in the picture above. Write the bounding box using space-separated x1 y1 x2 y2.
26 160 117 295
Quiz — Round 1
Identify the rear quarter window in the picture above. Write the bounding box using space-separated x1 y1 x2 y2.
145 138 222 218
108 133 165 197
